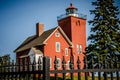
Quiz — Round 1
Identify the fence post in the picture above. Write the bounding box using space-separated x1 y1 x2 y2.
54 56 58 80
33 56 36 80
98 57 101 80
62 56 66 80
103 57 107 80
116 58 119 80
110 59 113 80
91 56 94 80
38 56 42 79
70 54 74 80
84 56 88 80
43 56 50 80
77 56 81 80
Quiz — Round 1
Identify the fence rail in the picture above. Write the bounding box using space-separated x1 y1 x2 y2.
0 55 120 80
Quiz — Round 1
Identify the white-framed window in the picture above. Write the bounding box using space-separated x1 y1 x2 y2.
65 48 68 56
55 32 60 37
56 42 60 52
79 45 82 53
57 58 61 68
76 44 82 54
50 58 52 68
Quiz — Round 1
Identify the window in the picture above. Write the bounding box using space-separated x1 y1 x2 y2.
56 42 60 52
65 48 68 56
76 44 79 53
55 32 60 37
57 58 61 68
76 20 80 26
78 20 80 26
79 45 82 53
76 44 82 54
50 58 52 68
70 9 74 13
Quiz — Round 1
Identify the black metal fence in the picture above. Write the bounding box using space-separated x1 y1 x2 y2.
0 56 120 80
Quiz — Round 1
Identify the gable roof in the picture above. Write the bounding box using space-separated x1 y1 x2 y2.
14 26 73 53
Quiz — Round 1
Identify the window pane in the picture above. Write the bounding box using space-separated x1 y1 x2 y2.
79 45 82 53
76 44 79 53
76 44 82 54
65 48 68 56
56 42 60 52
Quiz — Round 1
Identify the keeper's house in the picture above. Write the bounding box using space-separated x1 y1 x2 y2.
14 4 87 70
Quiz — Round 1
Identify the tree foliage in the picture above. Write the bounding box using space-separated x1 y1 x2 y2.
0 54 10 65
86 0 120 68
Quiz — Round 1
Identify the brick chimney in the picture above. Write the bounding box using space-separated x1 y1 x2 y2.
36 23 44 36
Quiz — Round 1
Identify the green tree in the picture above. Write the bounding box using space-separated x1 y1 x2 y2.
0 54 10 66
86 0 120 68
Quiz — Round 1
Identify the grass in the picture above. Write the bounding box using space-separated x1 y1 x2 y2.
50 76 119 80
1 76 119 80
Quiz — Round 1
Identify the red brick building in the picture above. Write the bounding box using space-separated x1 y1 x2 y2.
14 4 86 70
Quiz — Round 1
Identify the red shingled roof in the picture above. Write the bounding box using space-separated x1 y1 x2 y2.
66 3 78 10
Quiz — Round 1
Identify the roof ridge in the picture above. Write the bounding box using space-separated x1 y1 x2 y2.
14 35 36 52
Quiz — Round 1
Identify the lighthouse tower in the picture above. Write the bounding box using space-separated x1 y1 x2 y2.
58 3 87 69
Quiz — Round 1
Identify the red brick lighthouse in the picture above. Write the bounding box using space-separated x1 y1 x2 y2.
58 3 87 69
15 3 87 72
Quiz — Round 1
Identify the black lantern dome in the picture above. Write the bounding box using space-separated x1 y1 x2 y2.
66 3 78 17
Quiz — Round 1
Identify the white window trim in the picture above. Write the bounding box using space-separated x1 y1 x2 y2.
55 32 60 37
56 42 60 52
79 45 82 54
76 44 82 54
50 58 52 68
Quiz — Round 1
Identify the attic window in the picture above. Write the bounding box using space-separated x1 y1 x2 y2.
65 48 68 56
55 32 60 37
76 20 80 26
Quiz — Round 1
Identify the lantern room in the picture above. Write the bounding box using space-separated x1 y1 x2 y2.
66 3 78 17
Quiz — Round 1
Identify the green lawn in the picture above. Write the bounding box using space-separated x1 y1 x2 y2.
1 76 118 80
50 76 119 80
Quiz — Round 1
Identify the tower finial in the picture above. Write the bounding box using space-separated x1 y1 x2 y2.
70 3 73 6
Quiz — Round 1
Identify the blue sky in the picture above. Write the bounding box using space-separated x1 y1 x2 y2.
0 0 120 59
